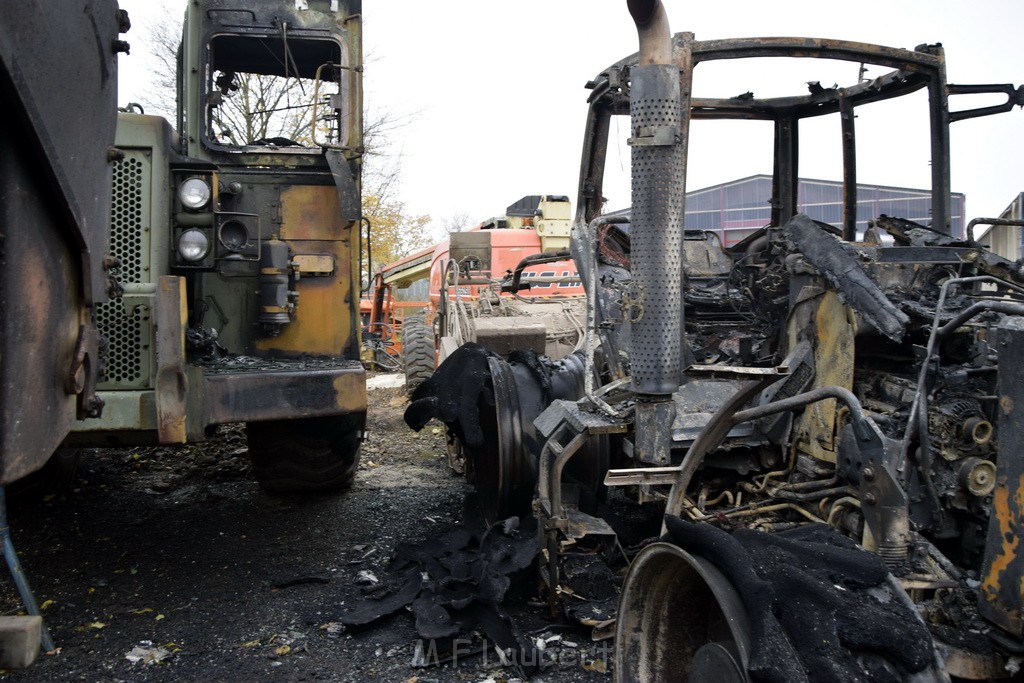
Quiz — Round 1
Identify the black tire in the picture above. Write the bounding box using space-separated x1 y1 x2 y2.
246 414 363 493
7 448 83 503
403 315 435 395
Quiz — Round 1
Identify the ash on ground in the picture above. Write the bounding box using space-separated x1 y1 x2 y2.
0 375 610 682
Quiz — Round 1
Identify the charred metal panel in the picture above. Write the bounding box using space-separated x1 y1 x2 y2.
0 0 123 481
202 361 365 425
0 135 83 483
0 0 122 303
979 316 1024 636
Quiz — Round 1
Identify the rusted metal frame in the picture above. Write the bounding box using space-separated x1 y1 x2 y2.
536 423 589 519
155 276 189 444
923 51 953 235
773 116 798 228
840 96 858 240
536 422 588 614
689 37 944 73
577 91 614 226
597 33 943 83
677 33 694 364
197 23 353 155
948 83 1024 123
688 71 931 122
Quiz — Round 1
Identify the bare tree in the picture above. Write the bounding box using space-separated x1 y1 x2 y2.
134 9 181 121
208 72 312 145
132 6 434 274
439 212 474 235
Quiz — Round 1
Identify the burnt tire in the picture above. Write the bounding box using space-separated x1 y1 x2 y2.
246 414 363 493
403 315 435 395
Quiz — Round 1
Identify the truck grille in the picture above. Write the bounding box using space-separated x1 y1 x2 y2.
97 153 151 388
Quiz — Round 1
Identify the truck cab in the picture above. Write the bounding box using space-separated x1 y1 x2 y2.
70 0 366 493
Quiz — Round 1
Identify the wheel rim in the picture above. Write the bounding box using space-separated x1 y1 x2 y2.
614 542 751 683
468 357 527 522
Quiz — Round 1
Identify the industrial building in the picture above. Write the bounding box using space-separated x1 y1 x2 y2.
685 174 966 246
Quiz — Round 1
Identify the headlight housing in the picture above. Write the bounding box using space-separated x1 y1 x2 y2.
178 177 211 210
178 229 210 262
218 219 249 252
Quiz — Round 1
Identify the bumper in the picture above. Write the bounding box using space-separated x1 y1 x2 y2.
73 359 366 444
202 358 366 426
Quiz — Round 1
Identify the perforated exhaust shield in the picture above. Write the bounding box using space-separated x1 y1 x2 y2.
630 63 683 396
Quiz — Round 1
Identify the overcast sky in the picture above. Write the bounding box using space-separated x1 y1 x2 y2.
117 0 1023 238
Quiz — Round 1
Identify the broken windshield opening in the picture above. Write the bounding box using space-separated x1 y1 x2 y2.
204 34 345 150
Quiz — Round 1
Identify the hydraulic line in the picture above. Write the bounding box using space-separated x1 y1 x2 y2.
0 487 54 652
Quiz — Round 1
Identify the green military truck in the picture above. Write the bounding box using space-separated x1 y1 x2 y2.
70 0 366 492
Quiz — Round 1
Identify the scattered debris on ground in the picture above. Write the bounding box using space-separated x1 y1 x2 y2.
0 375 609 681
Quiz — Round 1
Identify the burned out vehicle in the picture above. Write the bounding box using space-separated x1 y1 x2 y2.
407 0 1024 679
69 0 367 492
1 0 128 660
0 1 125 487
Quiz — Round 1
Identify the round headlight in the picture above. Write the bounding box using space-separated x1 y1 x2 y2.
178 229 210 262
178 177 211 209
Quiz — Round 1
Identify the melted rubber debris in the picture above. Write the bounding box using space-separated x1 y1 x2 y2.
664 516 935 683
404 343 495 448
339 510 541 675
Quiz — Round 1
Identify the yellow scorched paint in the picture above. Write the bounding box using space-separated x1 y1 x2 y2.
982 477 1024 610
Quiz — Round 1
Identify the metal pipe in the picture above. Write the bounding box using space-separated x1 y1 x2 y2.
895 278 1024 527
935 300 1024 338
899 276 1024 473
0 487 54 652
966 217 1024 235
664 385 870 523
771 486 857 504
626 0 683 400
731 386 866 425
721 502 824 524
626 0 672 65
662 378 773 521
826 496 862 527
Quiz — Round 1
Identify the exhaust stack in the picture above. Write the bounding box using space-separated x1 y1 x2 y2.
627 0 684 463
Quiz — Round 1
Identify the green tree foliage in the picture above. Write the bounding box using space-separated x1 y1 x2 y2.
362 193 433 273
